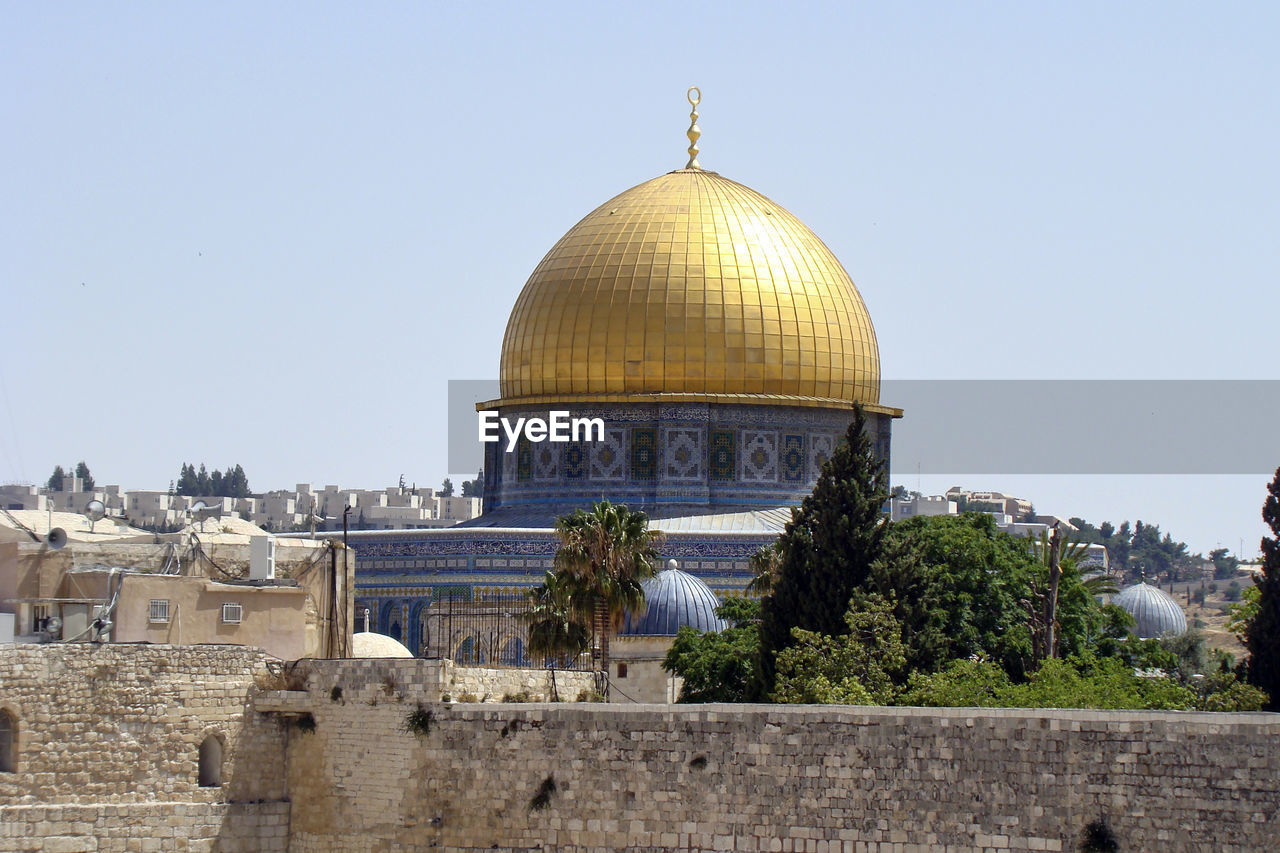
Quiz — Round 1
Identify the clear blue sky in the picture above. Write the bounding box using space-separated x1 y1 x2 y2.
3 2 1277 557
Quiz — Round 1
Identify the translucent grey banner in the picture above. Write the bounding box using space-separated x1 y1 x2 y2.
447 380 1280 476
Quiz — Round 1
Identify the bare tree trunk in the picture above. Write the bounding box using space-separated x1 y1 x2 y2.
596 600 610 699
1045 525 1063 660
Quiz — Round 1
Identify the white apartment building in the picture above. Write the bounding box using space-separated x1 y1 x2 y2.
889 495 957 522
4 478 484 533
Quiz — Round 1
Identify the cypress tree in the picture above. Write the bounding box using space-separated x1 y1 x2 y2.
1246 467 1280 710
74 461 95 490
755 405 889 697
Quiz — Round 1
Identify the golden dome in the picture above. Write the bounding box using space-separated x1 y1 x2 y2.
496 168 885 410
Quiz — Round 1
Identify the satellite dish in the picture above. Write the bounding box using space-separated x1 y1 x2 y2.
47 527 68 550
190 500 209 513
83 499 106 533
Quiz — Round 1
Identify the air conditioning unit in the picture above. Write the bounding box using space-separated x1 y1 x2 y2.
250 535 276 581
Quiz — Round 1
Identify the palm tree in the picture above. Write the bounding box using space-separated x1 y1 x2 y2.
553 500 662 696
523 570 592 701
747 541 782 595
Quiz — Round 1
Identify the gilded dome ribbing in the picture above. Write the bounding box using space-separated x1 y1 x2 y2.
496 168 883 409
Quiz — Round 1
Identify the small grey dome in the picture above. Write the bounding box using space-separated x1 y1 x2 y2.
1112 582 1188 639
621 567 728 636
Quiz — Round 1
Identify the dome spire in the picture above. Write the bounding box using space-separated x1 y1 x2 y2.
685 86 702 170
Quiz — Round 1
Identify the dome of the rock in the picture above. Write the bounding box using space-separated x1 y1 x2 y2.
496 168 882 409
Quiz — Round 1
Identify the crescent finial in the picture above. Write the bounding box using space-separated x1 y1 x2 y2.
685 86 702 170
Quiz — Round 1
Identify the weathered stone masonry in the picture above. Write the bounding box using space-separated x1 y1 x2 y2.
0 644 289 853
3 645 1279 852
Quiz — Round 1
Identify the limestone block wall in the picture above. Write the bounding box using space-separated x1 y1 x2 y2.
0 644 288 853
302 657 594 704
285 702 1280 853
0 801 289 853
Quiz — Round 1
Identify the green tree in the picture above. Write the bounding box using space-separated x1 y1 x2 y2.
664 598 761 703
1245 467 1280 710
863 514 1037 680
46 465 66 491
772 593 906 705
746 542 782 595
176 463 198 495
1210 547 1240 580
898 659 1013 707
756 407 888 697
74 461 94 490
523 571 591 672
898 654 1196 711
461 470 484 498
440 477 454 497
1110 521 1132 574
1226 583 1260 643
553 500 662 695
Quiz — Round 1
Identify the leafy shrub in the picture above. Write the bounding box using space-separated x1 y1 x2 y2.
403 703 434 737
528 775 557 811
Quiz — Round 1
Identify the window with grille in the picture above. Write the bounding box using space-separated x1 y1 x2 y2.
221 603 242 624
149 600 170 623
0 711 15 773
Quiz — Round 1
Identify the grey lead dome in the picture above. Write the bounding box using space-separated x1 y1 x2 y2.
1111 581 1188 639
621 567 729 636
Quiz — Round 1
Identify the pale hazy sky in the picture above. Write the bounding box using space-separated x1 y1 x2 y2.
3 3 1277 557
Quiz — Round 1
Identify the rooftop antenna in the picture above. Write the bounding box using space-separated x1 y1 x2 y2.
83 499 105 534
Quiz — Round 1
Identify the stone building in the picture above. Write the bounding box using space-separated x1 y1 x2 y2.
613 562 729 702
0 512 353 659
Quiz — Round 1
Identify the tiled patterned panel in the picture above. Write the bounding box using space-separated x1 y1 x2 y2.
631 428 658 481
781 433 805 483
516 436 533 482
501 441 517 484
809 432 835 481
741 431 779 482
664 427 703 480
564 441 587 480
709 430 736 481
590 428 627 481
533 441 558 482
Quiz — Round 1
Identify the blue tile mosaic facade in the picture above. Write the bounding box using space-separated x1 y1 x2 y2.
631 428 658 481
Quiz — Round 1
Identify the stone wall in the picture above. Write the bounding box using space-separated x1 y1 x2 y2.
0 644 288 853
285 701 1280 853
0 802 289 853
300 657 595 704
5 644 1280 853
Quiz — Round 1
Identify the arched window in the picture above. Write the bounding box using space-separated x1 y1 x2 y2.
500 637 526 667
198 735 223 787
0 711 15 773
